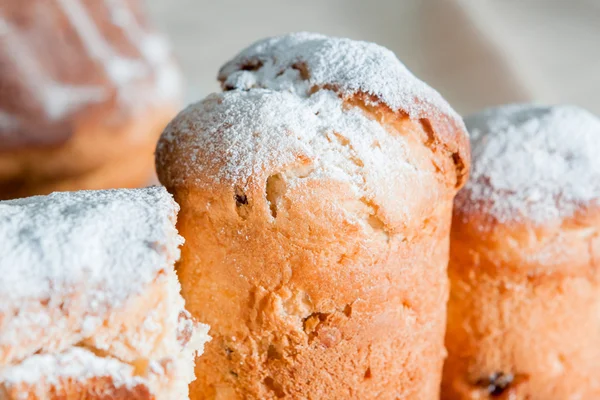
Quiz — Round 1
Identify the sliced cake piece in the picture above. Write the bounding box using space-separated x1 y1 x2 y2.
0 187 209 399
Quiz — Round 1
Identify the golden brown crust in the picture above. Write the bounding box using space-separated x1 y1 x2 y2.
451 205 600 277
423 108 470 188
158 92 464 398
177 187 452 400
348 92 470 189
443 209 600 399
0 106 175 199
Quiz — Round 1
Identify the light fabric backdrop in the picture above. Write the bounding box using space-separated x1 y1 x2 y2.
146 0 600 116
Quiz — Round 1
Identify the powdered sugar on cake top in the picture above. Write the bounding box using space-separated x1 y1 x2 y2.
0 186 182 313
160 34 469 195
218 32 462 124
456 104 600 225
159 88 422 203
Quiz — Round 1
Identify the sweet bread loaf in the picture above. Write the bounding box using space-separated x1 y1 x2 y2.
0 187 210 399
0 0 182 199
443 104 600 399
157 33 469 399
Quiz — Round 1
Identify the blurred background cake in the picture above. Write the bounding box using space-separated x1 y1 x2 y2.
0 0 182 199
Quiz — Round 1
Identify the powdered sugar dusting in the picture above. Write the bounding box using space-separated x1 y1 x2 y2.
219 32 461 124
456 104 600 225
0 186 182 315
159 88 420 202
0 347 145 388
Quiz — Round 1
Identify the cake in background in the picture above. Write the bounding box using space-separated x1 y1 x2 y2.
0 0 182 200
157 33 470 399
444 104 600 399
0 186 210 399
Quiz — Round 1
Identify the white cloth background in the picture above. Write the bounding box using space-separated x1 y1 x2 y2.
147 0 600 116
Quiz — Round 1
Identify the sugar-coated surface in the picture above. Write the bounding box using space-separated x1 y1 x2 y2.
0 347 145 388
219 32 461 123
456 104 600 225
0 186 182 309
159 88 421 206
